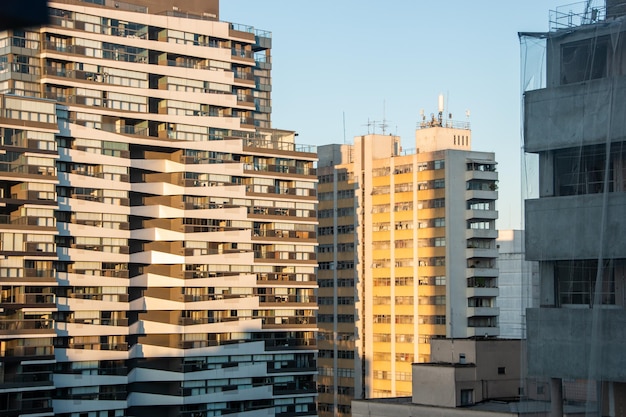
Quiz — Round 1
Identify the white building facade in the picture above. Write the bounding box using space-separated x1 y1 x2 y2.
0 2 318 417
496 230 539 339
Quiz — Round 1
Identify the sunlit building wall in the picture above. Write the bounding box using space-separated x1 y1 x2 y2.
0 1 318 416
317 114 499 416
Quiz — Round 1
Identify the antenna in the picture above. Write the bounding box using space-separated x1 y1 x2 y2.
363 118 375 134
343 112 347 144
379 100 390 135
437 94 444 125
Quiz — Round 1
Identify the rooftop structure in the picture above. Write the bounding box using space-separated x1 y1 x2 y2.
351 339 584 417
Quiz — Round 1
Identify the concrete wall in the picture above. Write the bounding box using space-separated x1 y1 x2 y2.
446 150 472 338
430 339 477 363
524 76 626 154
474 340 523 400
318 144 352 168
412 365 458 407
425 339 525 403
525 193 626 261
415 126 471 153
497 230 539 339
527 308 626 381
352 399 518 417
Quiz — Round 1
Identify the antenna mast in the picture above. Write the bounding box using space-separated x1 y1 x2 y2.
381 100 388 135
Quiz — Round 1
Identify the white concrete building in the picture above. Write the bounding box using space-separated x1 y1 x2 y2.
496 230 539 339
0 2 318 417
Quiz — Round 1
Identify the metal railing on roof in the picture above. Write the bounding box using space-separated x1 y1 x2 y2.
50 0 271 38
52 0 147 13
549 0 606 31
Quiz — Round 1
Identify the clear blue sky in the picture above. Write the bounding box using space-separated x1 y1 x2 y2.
220 1 569 229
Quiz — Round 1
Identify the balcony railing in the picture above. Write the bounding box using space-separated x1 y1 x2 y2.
0 215 55 227
246 185 316 198
258 295 316 304
244 163 316 176
66 342 128 351
254 252 316 261
0 293 55 304
67 318 129 326
243 138 317 154
265 338 316 351
252 229 317 239
4 345 53 357
0 319 53 331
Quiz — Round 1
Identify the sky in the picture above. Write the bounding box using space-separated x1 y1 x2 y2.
220 0 570 230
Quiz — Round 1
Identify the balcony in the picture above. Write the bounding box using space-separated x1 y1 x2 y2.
466 267 498 278
465 228 498 239
254 251 316 262
250 206 316 220
524 75 626 153
0 162 55 177
261 316 316 329
66 342 128 351
252 228 317 240
465 189 497 201
246 185 316 198
527 307 626 381
466 287 498 298
465 247 498 259
264 337 316 351
465 209 498 221
0 319 54 333
244 163 317 177
242 137 317 156
256 272 316 284
467 306 499 317
465 169 497 182
4 345 53 358
0 215 56 228
0 293 55 305
525 193 626 260
258 295 316 305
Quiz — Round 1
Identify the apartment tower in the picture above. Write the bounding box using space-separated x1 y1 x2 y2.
0 1 319 416
522 1 626 415
317 108 499 416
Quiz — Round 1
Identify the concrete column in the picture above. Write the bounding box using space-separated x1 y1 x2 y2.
550 378 563 417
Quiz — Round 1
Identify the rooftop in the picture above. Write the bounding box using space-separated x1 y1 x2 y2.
549 0 626 31
355 397 589 415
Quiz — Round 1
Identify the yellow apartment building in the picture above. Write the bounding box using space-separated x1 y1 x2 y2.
317 113 499 416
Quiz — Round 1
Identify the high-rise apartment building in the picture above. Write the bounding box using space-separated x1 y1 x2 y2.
522 1 626 415
316 111 499 416
0 1 318 416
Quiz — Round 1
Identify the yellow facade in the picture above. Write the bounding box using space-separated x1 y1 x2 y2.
317 126 498 415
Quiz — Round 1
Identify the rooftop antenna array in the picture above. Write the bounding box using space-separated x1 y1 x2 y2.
437 93 444 125
380 100 389 135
